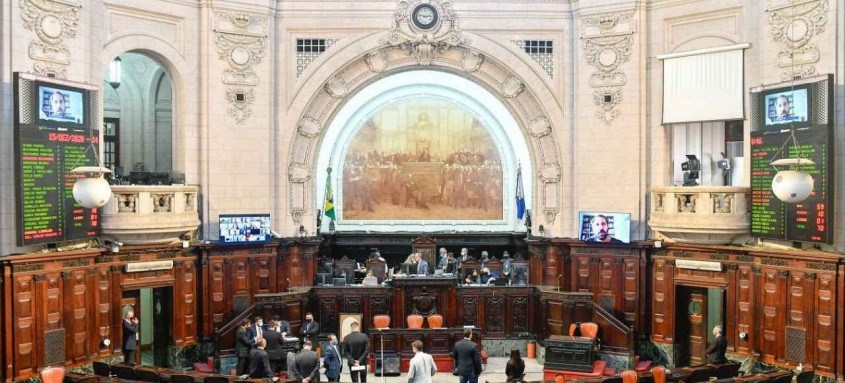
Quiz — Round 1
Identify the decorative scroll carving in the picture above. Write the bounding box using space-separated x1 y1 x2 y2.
485 296 505 333
324 76 348 99
19 0 81 78
806 262 835 271
581 12 635 123
501 76 525 98
370 296 390 315
528 117 551 138
319 297 338 333
766 0 829 80
342 297 362 313
384 0 465 66
462 296 478 326
461 49 484 72
365 49 388 73
213 9 267 123
513 297 529 333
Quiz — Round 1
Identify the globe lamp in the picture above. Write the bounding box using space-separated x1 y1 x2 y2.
70 166 113 208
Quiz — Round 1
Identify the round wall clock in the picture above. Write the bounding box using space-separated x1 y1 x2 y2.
411 3 438 30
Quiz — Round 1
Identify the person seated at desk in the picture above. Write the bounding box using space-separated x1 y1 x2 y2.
479 267 497 286
405 252 418 264
464 269 479 285
362 270 379 286
415 253 429 276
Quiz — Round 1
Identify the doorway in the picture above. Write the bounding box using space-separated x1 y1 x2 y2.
121 286 173 366
675 286 725 366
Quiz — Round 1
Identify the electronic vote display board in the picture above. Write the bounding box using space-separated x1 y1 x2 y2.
14 73 101 246
750 127 831 243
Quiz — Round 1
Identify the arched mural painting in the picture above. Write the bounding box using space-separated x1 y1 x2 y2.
342 96 503 220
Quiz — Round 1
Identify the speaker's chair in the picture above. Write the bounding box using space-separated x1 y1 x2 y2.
374 315 391 329
427 314 444 328
407 314 424 329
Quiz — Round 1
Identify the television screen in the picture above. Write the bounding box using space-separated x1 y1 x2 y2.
37 84 85 127
578 212 631 244
219 214 271 245
764 88 808 126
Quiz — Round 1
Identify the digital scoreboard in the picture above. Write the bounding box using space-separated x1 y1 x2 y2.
14 73 101 246
750 127 831 243
16 127 100 245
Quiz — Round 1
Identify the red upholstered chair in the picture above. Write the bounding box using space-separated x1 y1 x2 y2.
407 314 424 329
652 366 667 383
555 374 566 383
621 370 638 383
635 356 652 372
427 314 444 328
40 366 65 383
194 356 215 373
374 315 391 329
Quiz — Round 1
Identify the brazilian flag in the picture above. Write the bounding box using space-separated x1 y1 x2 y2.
323 167 336 221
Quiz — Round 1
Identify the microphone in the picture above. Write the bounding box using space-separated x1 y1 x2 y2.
286 278 292 291
557 274 563 292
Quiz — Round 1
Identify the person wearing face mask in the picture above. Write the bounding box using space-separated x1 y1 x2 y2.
236 319 256 375
249 316 266 342
301 312 320 347
323 334 342 382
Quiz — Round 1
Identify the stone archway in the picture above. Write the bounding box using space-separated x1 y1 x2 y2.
284 0 568 234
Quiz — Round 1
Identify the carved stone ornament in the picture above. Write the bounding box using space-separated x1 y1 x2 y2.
298 117 321 138
540 164 561 183
324 76 348 99
213 9 268 123
365 50 388 73
581 12 635 124
544 208 559 224
767 0 829 80
528 116 551 137
225 86 255 123
501 76 525 98
290 208 306 223
383 0 466 66
19 0 81 78
288 166 311 183
461 49 484 72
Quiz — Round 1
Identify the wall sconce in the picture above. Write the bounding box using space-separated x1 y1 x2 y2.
739 331 748 340
108 57 122 89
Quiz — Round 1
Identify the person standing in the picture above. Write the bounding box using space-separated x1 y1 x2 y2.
249 316 266 342
505 349 525 382
248 338 274 378
343 321 369 383
122 310 139 365
407 340 437 383
453 329 482 383
294 341 321 383
236 319 256 375
323 334 342 382
264 319 284 373
301 312 320 347
705 325 728 364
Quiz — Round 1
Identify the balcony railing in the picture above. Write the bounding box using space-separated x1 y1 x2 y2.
101 185 201 244
649 186 750 244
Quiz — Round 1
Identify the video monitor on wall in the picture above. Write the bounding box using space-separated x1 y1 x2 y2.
219 214 271 245
36 83 87 128
578 212 631 244
763 87 809 127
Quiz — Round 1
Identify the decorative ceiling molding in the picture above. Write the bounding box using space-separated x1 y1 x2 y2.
766 0 828 81
213 9 268 124
19 0 82 78
580 12 635 124
383 0 466 66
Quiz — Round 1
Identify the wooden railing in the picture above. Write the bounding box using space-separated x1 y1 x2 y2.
592 303 635 368
212 303 257 356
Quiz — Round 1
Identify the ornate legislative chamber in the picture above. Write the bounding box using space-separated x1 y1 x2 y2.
0 233 844 382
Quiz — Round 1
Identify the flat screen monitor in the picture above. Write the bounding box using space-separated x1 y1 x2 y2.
578 212 631 244
219 214 271 245
763 87 809 127
401 262 418 275
333 277 347 286
316 273 332 286
36 83 86 128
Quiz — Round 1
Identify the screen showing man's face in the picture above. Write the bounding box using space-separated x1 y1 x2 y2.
591 216 609 240
776 96 790 118
50 92 66 115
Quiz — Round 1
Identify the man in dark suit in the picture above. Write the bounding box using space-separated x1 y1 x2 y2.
453 329 482 383
248 316 266 342
294 340 321 383
249 338 274 378
342 321 369 382
236 319 256 375
301 312 320 346
264 319 284 373
275 315 292 337
415 253 429 276
324 334 342 382
706 324 728 364
122 310 139 364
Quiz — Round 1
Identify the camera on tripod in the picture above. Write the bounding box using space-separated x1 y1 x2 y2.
681 154 701 186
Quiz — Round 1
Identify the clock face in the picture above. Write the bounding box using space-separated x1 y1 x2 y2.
412 4 438 30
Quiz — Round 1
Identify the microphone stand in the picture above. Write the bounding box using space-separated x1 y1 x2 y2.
377 328 385 383
557 274 562 292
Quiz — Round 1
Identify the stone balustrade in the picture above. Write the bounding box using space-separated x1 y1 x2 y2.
648 186 751 244
101 185 201 244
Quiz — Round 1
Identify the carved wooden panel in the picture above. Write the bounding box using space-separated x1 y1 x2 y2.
233 260 250 295
98 268 111 351
599 258 614 292
513 297 529 333
787 273 806 328
462 297 478 327
65 270 89 361
623 259 638 323
15 276 36 376
736 266 755 353
785 326 806 362
233 295 250 315
652 259 668 342
343 297 362 313
545 300 564 336
257 259 271 293
575 257 591 292
761 269 786 361
485 296 505 335
814 275 835 371
210 260 227 327
319 297 338 334
44 273 63 331
370 296 390 316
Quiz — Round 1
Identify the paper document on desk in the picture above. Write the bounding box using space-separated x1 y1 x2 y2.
284 337 300 342
351 366 366 371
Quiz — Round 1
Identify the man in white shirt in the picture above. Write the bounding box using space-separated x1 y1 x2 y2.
407 340 436 383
